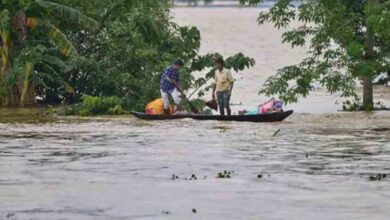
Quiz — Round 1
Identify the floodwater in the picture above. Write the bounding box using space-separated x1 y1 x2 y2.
1 7 390 220
1 113 390 220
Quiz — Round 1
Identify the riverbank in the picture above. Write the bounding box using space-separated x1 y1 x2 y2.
0 107 56 124
0 106 133 124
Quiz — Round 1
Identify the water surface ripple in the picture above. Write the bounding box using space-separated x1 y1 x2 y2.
1 113 390 220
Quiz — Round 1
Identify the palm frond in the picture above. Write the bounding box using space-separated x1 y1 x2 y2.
37 54 72 72
36 63 63 83
35 0 99 31
41 20 79 57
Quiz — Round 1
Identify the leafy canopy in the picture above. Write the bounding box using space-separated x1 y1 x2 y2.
50 0 255 111
240 0 390 105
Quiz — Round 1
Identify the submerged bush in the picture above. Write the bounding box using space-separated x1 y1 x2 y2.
343 96 389 111
343 97 363 111
59 95 127 116
81 95 122 115
56 105 79 116
108 105 125 115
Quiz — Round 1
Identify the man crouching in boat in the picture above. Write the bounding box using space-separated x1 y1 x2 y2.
212 58 234 116
160 60 184 114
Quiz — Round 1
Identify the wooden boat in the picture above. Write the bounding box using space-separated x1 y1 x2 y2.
131 110 293 122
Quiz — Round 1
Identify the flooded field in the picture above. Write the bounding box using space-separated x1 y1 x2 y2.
1 7 390 220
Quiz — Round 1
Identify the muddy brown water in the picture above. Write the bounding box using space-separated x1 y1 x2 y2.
1 7 390 220
1 113 390 220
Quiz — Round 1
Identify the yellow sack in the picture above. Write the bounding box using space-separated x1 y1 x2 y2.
145 98 164 115
145 98 175 115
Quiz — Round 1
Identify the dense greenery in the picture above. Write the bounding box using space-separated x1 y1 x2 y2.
59 95 126 116
240 0 390 110
0 0 98 107
0 0 254 112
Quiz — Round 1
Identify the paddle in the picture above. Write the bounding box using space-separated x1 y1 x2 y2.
171 80 200 114
176 86 200 114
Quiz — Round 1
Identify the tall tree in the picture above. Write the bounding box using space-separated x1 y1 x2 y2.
240 0 390 110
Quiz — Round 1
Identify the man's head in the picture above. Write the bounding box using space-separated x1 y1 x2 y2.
172 59 184 70
215 57 224 70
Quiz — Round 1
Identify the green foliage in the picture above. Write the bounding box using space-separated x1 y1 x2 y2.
342 96 363 111
343 96 389 111
240 0 390 109
0 9 11 97
108 105 125 115
181 98 205 113
0 9 10 27
1 0 254 110
79 95 124 115
48 0 254 111
35 0 99 31
58 95 126 116
4 58 24 87
0 0 98 106
188 53 255 98
217 170 233 179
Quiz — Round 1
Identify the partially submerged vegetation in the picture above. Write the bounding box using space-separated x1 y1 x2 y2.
342 96 390 111
58 95 127 116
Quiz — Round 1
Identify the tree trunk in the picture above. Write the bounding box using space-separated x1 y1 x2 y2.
1 13 37 107
8 85 20 106
362 0 376 111
26 82 36 105
19 61 33 107
362 75 374 110
0 30 11 107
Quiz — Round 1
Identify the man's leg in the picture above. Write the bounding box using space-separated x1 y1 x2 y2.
217 92 225 116
161 90 170 114
225 92 231 116
219 107 225 116
226 106 231 116
171 89 182 111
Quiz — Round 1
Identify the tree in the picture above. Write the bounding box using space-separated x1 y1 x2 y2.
1 0 255 111
240 0 390 110
51 0 254 111
0 0 98 107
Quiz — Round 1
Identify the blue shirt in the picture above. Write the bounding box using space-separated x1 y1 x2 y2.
160 66 179 92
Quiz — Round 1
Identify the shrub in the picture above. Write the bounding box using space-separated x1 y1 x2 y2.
343 96 389 111
80 95 124 115
108 105 125 115
58 95 127 116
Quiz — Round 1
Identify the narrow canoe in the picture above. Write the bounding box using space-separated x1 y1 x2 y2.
131 110 293 122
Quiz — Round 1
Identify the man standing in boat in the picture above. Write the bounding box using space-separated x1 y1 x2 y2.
212 58 234 116
160 60 184 114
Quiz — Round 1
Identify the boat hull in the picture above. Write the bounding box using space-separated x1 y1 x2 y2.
131 110 293 122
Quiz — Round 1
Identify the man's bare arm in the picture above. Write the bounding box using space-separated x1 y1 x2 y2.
229 82 234 95
212 84 216 100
